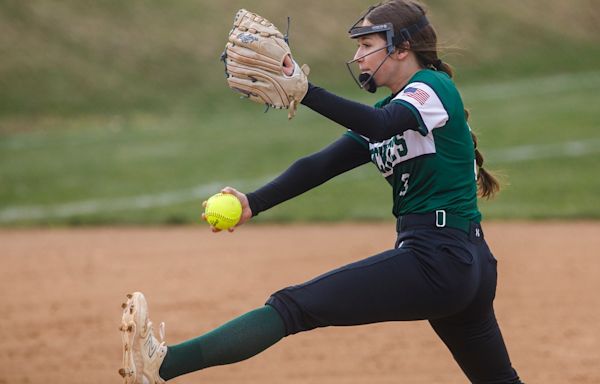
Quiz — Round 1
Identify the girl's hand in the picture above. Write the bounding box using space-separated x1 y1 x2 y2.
283 54 294 76
201 186 253 233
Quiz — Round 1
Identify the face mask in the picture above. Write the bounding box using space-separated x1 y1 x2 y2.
346 8 430 93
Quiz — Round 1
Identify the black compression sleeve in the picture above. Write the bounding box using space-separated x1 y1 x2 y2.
301 83 420 141
246 135 370 216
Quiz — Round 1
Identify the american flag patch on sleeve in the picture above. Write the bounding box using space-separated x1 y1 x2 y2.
403 87 430 105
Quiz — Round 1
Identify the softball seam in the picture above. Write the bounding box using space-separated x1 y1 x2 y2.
205 211 238 223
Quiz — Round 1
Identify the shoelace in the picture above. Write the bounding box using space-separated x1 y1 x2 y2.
146 321 166 342
145 320 167 359
144 320 166 344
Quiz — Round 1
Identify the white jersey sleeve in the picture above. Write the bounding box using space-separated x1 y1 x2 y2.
392 82 448 133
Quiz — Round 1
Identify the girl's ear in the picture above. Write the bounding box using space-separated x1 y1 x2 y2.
394 49 410 60
393 41 411 59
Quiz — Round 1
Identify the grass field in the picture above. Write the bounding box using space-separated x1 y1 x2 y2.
1 1 599 225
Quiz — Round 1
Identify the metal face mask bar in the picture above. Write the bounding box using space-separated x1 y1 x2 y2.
345 14 430 93
349 22 396 55
345 22 395 93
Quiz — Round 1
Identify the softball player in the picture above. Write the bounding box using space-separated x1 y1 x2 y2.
119 1 523 383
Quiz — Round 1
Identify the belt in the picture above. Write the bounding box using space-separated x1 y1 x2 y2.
396 210 473 234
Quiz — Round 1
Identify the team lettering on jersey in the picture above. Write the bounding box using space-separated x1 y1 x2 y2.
370 134 408 177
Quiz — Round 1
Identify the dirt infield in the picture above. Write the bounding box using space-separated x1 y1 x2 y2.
1 222 599 383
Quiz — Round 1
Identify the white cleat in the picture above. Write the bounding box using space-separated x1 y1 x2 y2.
119 292 167 384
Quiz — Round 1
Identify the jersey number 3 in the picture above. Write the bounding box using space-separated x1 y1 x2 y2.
398 173 410 197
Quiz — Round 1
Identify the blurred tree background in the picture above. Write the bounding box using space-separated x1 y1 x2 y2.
2 0 599 117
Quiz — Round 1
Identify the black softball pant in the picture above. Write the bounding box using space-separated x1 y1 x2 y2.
266 222 522 384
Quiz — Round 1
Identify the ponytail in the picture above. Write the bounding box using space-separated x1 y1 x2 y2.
470 130 501 199
431 58 453 78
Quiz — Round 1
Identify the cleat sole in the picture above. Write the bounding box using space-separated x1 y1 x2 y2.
119 293 143 383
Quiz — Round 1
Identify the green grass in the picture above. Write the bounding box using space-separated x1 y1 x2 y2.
1 1 599 225
463 72 600 220
2 70 599 225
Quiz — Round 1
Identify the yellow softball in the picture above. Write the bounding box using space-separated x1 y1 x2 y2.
204 193 242 230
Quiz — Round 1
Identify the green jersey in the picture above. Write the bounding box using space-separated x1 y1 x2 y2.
346 69 481 222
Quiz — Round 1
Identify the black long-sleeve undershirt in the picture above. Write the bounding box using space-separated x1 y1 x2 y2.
247 83 421 216
247 135 370 216
300 83 419 141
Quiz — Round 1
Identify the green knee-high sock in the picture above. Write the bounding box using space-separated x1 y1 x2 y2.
158 305 285 381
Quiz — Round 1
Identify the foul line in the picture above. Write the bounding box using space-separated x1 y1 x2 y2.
1 138 599 223
486 137 600 163
0 179 268 223
461 70 600 101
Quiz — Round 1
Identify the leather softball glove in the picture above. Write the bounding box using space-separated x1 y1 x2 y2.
222 9 310 119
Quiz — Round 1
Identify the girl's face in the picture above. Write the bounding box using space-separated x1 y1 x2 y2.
351 20 422 93
352 22 402 90
353 33 389 75
353 34 396 89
